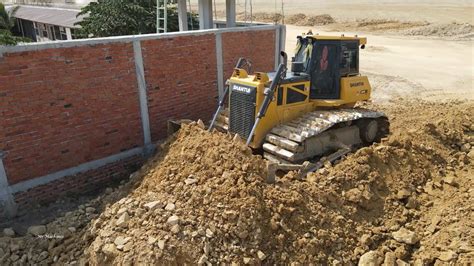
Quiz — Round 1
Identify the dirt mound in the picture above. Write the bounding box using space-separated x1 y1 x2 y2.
236 12 335 26
402 22 473 38
322 18 472 39
0 101 473 265
285 13 335 26
83 100 474 265
236 12 283 24
84 123 366 264
329 19 428 33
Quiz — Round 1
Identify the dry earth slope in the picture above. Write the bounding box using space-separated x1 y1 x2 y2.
0 100 472 265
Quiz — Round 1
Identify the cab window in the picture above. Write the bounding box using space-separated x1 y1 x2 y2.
277 87 283 105
341 41 359 76
286 85 307 104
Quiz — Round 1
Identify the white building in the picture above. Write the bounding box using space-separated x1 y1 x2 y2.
7 5 82 42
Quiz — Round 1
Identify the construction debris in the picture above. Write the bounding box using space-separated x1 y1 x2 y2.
0 100 472 265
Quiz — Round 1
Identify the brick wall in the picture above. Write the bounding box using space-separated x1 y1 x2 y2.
222 30 276 80
141 34 218 141
0 26 282 214
13 155 144 213
0 43 143 185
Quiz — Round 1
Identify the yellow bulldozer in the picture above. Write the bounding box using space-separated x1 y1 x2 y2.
208 33 389 180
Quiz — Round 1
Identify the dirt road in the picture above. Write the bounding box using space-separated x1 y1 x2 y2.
284 25 474 101
209 0 474 24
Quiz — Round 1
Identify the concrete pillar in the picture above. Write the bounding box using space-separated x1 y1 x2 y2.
177 0 189 31
198 0 213 30
215 32 224 98
66 28 73 40
0 151 17 218
132 41 153 155
226 0 236 28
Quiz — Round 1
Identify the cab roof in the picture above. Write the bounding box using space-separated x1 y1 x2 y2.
299 35 367 46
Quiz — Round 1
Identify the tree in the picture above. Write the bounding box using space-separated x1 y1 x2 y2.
75 0 199 38
0 3 18 31
0 3 31 45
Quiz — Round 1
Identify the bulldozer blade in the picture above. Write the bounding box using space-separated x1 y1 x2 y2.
167 119 193 136
265 146 352 183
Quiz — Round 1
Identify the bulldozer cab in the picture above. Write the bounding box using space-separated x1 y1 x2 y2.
293 35 364 100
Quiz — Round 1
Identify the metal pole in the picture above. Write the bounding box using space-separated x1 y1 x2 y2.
208 85 229 131
156 0 160 33
244 0 247 23
213 0 217 21
249 0 253 26
281 0 285 24
164 0 168 32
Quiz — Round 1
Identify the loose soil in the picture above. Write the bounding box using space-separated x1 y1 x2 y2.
1 100 472 265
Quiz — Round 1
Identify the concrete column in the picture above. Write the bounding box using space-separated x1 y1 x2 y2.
198 0 213 30
66 28 73 40
215 32 224 98
177 0 189 31
226 0 236 28
274 25 287 69
274 26 281 69
132 40 153 155
0 151 17 218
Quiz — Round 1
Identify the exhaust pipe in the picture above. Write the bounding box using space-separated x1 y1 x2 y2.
280 51 288 77
280 51 288 68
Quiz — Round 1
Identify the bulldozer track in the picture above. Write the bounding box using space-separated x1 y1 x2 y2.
263 108 388 163
214 108 389 164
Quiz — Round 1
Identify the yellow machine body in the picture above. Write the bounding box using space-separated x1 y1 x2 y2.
228 70 371 149
216 34 388 165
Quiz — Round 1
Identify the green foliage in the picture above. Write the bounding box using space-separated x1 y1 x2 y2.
0 29 31 45
0 4 31 45
75 0 199 38
0 3 18 31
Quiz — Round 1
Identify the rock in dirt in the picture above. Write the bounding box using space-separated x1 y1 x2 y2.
396 189 411 199
27 225 46 236
10 254 20 262
396 259 409 266
3 228 15 237
164 202 176 211
360 234 372 246
460 143 471 152
438 250 458 262
184 177 198 185
257 250 266 260
102 243 117 256
205 228 214 238
358 250 382 266
170 224 180 234
405 197 418 209
442 175 457 186
158 239 165 250
384 252 396 265
198 254 208 265
392 228 418 245
114 236 131 246
167 215 180 225
116 212 130 227
197 119 205 129
467 150 474 160
144 201 162 211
